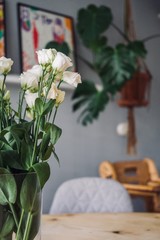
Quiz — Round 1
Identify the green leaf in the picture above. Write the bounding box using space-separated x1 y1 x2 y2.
43 99 55 115
128 40 147 58
97 44 138 87
73 80 107 124
8 131 21 151
72 80 97 99
44 123 62 145
79 90 109 126
0 139 13 151
73 82 109 125
50 124 62 145
39 131 50 160
0 122 33 152
52 148 60 166
0 168 17 205
72 97 89 112
35 98 43 116
41 144 54 161
91 36 108 52
39 122 61 161
20 173 41 213
0 213 15 238
43 144 53 160
77 5 112 48
32 162 50 189
20 139 33 169
45 41 70 55
0 150 21 169
39 116 45 130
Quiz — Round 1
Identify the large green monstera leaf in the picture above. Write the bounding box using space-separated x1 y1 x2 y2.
77 5 113 49
97 41 147 89
72 81 109 125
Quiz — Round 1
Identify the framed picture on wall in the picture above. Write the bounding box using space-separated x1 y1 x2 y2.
17 3 77 72
0 0 6 57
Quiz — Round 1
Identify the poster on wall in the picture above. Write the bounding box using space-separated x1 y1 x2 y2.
17 3 76 72
0 1 5 57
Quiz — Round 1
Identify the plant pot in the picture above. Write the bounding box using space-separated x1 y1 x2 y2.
118 71 150 107
0 172 42 240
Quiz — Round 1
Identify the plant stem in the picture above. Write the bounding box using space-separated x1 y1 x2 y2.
23 212 32 240
142 33 160 42
44 70 56 103
8 202 19 229
1 74 6 92
25 214 33 240
18 90 25 123
31 116 41 165
15 209 25 240
23 104 27 119
0 75 6 131
52 107 58 124
75 54 95 71
111 23 130 42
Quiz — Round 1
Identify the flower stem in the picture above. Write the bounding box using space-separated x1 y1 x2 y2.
0 74 6 131
18 90 25 123
44 70 55 103
15 209 25 240
23 212 33 240
8 202 19 229
31 116 41 165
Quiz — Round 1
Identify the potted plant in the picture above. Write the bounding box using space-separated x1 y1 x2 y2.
72 4 147 126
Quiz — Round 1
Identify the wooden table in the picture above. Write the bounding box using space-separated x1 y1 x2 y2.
42 213 160 239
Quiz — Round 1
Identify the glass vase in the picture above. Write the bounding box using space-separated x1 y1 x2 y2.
0 172 42 240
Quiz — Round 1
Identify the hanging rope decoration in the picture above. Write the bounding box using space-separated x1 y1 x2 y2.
118 0 152 155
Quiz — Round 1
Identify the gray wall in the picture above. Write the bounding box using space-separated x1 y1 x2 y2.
4 0 160 212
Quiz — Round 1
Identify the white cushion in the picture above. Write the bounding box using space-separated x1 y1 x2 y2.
49 178 133 214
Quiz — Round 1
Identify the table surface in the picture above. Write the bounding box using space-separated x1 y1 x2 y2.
42 213 160 240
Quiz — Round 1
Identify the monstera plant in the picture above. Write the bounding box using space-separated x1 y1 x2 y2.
45 41 70 56
72 4 147 125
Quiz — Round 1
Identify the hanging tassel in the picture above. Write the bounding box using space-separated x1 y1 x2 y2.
127 107 137 155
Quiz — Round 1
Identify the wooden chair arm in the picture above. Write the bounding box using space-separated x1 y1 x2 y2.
147 181 160 191
123 183 159 192
150 179 160 184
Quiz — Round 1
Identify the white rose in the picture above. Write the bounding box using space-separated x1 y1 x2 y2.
63 71 81 87
45 83 58 100
20 71 39 91
28 65 43 78
56 90 65 106
36 49 57 65
52 52 73 72
25 91 38 108
0 57 13 75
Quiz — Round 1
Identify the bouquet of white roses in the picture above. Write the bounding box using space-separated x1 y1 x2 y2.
0 49 81 240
